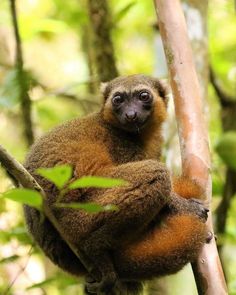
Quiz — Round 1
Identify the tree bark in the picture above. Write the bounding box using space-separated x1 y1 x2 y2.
153 0 227 294
87 0 118 82
9 0 34 146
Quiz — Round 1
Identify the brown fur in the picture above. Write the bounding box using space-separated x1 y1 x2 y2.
24 75 207 294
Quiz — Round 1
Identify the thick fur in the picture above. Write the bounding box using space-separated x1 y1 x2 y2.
24 75 207 294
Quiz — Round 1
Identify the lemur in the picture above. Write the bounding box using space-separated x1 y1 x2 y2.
24 74 208 294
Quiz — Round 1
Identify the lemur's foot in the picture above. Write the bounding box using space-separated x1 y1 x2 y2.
188 198 209 222
85 272 122 294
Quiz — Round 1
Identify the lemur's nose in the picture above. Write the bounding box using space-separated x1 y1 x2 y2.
125 110 137 122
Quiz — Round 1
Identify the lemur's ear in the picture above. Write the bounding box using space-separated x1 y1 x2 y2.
100 82 112 101
152 78 169 106
100 82 108 95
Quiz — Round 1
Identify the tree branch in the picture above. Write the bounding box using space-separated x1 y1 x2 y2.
0 144 93 281
9 0 34 146
153 0 227 294
87 0 118 82
209 66 235 107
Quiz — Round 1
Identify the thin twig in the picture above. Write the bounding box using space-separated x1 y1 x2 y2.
9 0 34 146
51 91 101 106
3 246 34 295
209 66 235 107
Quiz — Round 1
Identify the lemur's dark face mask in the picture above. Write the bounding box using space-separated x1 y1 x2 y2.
111 90 153 133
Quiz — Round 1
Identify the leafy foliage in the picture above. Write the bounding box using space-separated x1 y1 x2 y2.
0 255 20 265
26 278 56 290
0 69 20 108
0 0 235 293
25 273 81 292
113 2 137 24
55 202 118 213
209 0 236 94
0 69 33 108
1 188 43 210
69 176 128 189
216 132 236 171
37 165 73 189
37 165 122 212
1 165 123 215
0 226 31 244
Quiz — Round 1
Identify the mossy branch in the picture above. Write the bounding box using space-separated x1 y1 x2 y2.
87 0 118 82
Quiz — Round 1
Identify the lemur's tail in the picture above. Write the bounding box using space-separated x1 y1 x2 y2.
114 214 206 283
172 176 204 199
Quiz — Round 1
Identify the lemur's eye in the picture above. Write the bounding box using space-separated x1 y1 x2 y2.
112 95 124 105
139 91 151 102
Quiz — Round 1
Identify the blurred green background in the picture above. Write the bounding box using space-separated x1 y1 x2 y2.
0 0 235 294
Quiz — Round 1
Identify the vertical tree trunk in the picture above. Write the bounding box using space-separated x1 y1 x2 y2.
9 0 34 146
153 0 227 294
87 0 118 82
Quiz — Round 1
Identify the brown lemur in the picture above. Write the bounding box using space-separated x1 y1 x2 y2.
24 74 209 294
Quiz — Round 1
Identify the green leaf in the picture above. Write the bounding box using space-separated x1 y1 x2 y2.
55 202 118 213
0 255 20 265
55 272 82 288
114 2 136 23
0 69 20 108
0 227 31 244
1 189 42 209
20 17 68 40
69 176 128 189
216 132 236 171
37 165 72 189
26 278 56 290
0 69 32 108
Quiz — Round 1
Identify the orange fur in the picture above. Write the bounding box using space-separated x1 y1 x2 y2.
102 102 120 127
114 215 206 280
172 176 204 199
124 216 204 257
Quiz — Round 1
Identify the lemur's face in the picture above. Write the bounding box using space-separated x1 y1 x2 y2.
102 75 167 133
110 87 154 132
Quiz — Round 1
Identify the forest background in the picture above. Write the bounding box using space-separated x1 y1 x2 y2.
0 0 235 294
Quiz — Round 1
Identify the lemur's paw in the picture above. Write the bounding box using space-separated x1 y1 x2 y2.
206 231 214 243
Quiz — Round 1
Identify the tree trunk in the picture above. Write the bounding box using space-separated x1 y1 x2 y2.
153 0 227 294
87 0 118 82
150 2 209 293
